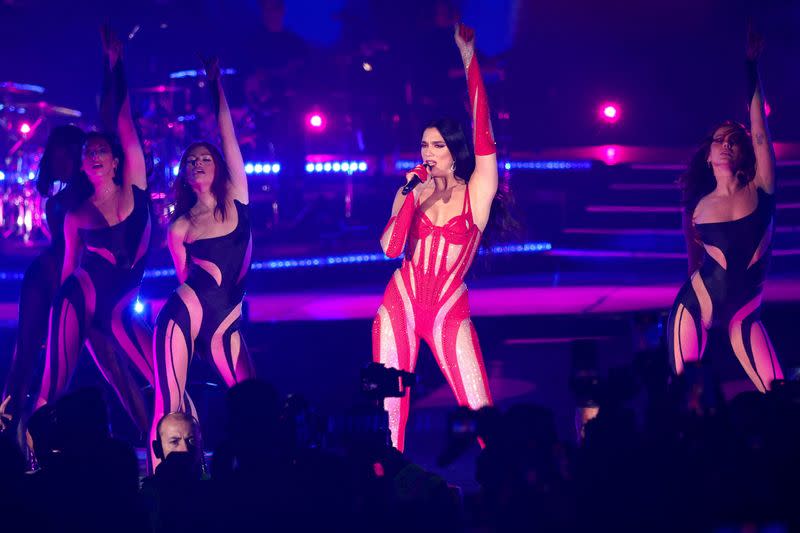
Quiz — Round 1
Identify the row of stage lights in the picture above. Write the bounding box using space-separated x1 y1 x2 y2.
174 159 592 176
305 161 369 174
129 241 551 314
143 241 552 278
171 162 283 176
169 160 370 176
244 162 282 175
2 156 596 185
503 160 592 170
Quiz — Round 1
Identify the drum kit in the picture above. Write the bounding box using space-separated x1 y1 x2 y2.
0 81 83 245
1 62 382 247
0 69 259 245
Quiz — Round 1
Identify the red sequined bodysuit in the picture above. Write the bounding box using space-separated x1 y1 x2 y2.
372 30 496 449
373 186 493 450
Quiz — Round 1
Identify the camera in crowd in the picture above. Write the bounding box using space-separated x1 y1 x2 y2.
360 362 417 402
293 363 417 458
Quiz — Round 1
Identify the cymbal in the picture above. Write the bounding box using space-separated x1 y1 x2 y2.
132 85 181 93
0 101 81 118
0 81 45 96
33 101 82 117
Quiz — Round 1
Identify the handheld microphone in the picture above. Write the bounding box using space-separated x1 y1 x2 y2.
401 164 431 196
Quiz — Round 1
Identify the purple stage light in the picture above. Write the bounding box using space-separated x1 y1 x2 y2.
308 113 325 130
600 102 620 124
603 145 619 164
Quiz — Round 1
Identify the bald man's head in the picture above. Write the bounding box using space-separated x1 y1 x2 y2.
155 412 201 461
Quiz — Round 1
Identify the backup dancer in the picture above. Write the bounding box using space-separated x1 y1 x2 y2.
34 27 158 431
150 57 255 466
668 27 783 392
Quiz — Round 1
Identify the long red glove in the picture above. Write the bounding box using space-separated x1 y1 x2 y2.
458 24 495 156
381 164 428 258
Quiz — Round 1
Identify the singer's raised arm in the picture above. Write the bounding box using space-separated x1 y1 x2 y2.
456 23 498 232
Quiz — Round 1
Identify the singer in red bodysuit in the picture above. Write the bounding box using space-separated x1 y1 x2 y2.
373 23 497 451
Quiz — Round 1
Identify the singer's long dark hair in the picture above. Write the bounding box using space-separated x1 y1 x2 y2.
424 117 521 248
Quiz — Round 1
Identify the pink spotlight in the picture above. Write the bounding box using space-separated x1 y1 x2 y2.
308 113 325 129
765 101 771 117
19 122 31 135
599 102 620 124
601 145 621 165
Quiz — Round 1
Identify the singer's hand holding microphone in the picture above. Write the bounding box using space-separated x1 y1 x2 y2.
402 163 432 197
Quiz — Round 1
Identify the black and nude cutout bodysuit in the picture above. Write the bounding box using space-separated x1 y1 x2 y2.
668 187 780 391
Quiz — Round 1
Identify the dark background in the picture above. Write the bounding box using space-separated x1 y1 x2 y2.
2 0 798 152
